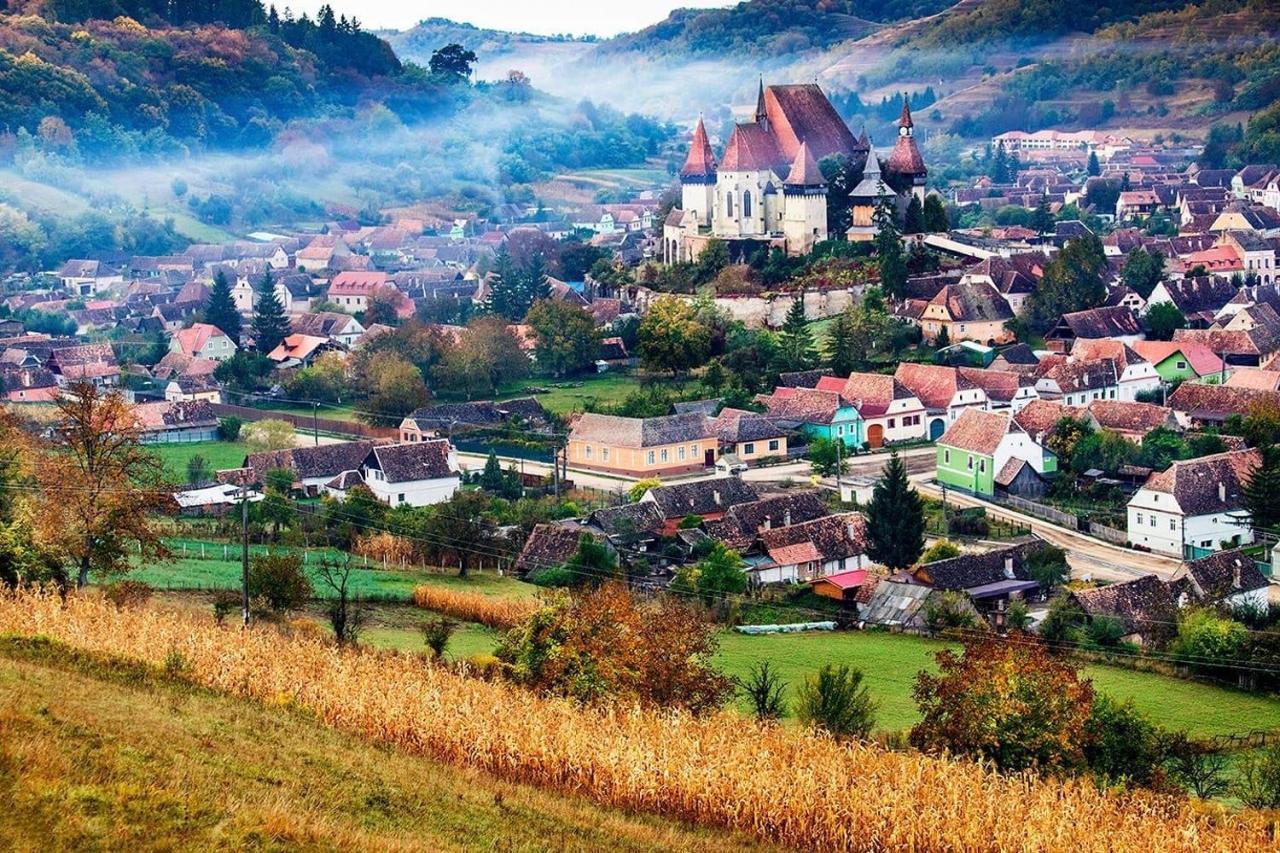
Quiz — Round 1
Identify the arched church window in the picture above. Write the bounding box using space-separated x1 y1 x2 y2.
743 191 753 218
726 193 734 217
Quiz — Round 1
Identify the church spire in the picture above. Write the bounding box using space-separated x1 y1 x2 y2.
784 140 825 187
755 77 768 129
679 116 717 182
898 97 914 135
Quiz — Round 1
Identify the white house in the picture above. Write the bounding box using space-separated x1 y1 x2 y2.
1175 550 1270 612
1068 340 1162 402
751 513 871 584
1126 449 1259 558
169 323 237 362
359 440 460 507
894 363 990 441
814 372 928 448
1035 359 1121 406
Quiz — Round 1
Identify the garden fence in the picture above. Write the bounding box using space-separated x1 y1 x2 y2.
996 495 1079 530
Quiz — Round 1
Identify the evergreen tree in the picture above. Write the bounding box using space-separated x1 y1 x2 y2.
1087 151 1101 177
1031 194 1055 236
903 196 925 235
991 142 1010 183
865 451 925 570
826 308 857 376
873 193 907 301
205 268 242 343
251 271 290 354
1245 446 1280 534
923 195 949 233
520 251 551 318
776 297 815 371
479 449 505 493
486 244 519 320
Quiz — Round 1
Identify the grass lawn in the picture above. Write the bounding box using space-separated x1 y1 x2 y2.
362 607 1280 740
0 638 770 852
132 547 531 603
498 373 650 416
147 440 247 481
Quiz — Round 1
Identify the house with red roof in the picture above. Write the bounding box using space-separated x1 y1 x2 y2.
935 408 1056 498
893 363 989 441
168 323 237 362
815 372 927 447
1126 449 1258 557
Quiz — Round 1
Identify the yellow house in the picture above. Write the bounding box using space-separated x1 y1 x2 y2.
709 408 788 465
919 282 1014 346
567 413 716 476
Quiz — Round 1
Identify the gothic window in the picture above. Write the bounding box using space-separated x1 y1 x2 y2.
726 193 734 217
743 191 752 218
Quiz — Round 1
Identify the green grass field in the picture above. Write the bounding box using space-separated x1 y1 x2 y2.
147 440 248 481
498 373 649 416
0 638 770 852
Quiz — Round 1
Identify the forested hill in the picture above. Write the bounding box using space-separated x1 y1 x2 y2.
597 0 951 58
0 0 461 161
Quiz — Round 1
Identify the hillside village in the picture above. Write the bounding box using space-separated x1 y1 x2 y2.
9 7 1280 835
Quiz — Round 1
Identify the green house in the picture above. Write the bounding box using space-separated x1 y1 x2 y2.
1132 341 1228 384
936 409 1056 498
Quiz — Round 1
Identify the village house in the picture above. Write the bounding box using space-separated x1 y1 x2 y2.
1011 399 1072 446
1072 575 1179 646
240 440 377 497
912 544 1043 618
46 343 120 388
703 490 832 553
567 412 717 476
1068 339 1162 401
955 367 1039 413
292 311 366 347
709 408 789 466
935 409 1056 499
814 373 927 447
351 440 460 507
1130 340 1227 383
1048 305 1144 346
758 387 865 449
296 235 351 270
399 398 551 443
266 334 336 368
1126 449 1258 557
894 362 989 441
1145 277 1238 328
1165 381 1280 427
1035 359 1120 406
751 513 870 584
132 400 219 444
918 282 1014 346
1084 400 1180 443
640 478 760 535
58 259 122 297
1174 324 1280 368
512 523 601 578
169 323 237 362
1174 550 1270 612
327 271 390 313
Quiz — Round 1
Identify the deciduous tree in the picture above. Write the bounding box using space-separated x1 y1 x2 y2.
526 299 600 377
638 295 711 376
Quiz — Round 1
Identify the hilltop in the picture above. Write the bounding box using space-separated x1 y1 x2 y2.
384 17 595 85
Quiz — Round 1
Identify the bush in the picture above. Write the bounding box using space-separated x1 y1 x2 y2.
421 616 457 659
1170 608 1248 673
795 664 876 740
243 419 297 452
528 565 575 588
920 539 962 563
247 553 312 614
217 416 242 441
103 580 153 609
947 511 989 537
1235 741 1280 809
1084 695 1171 789
923 591 980 632
738 660 788 721
212 589 240 624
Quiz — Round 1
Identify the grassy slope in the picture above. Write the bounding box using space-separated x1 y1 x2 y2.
0 640 772 852
499 373 648 416
147 440 248 481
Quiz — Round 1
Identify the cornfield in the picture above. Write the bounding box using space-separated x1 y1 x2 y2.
1 589 1275 853
411 585 540 630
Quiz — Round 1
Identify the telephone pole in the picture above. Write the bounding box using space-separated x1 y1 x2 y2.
241 482 250 627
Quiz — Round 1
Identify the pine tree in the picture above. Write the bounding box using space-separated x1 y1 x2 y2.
992 142 1010 183
923 195 949 233
776 297 815 371
903 196 925 234
1245 446 1280 534
1087 151 1101 177
865 451 925 570
251 271 290 354
479 449 505 494
873 192 907 301
520 251 551 319
826 308 857 376
205 268 242 343
486 244 519 320
1031 194 1055 236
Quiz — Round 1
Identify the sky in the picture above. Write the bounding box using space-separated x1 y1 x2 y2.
312 0 735 36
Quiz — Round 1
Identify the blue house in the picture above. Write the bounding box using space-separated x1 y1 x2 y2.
759 387 865 449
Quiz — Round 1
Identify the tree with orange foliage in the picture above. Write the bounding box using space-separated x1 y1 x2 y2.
497 582 734 714
910 635 1095 773
34 382 175 588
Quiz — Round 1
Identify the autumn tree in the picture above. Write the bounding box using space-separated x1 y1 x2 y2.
865 451 925 569
910 635 1095 773
638 295 711 376
204 268 242 343
496 581 734 713
361 354 430 426
34 382 173 588
432 315 529 397
251 270 290 353
526 299 600 377
364 285 405 326
1024 236 1107 331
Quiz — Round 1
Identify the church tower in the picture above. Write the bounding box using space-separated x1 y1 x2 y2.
782 141 827 255
679 117 717 229
847 139 891 242
887 99 928 205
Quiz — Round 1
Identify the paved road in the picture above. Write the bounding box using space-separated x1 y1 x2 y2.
915 482 1182 583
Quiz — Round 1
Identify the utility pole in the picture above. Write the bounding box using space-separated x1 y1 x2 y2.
241 482 250 627
834 436 844 498
312 402 319 446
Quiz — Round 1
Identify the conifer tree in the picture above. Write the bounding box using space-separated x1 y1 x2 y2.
923 195 949 233
865 451 925 570
1087 151 1101 177
776 297 815 371
479 449 505 494
486 244 519 320
1031 194 1055 236
903 196 925 235
873 192 907 301
826 308 857 376
251 271 290 354
1245 446 1280 534
520 251 551 318
205 268 242 343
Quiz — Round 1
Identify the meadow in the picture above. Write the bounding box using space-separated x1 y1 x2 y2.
0 590 1270 852
147 440 248 482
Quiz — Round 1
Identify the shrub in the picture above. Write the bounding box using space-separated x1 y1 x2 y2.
795 664 877 740
217 416 242 442
1084 695 1172 789
247 552 312 614
923 591 979 632
920 540 962 563
103 579 153 609
421 616 457 659
212 589 240 624
1235 741 1280 809
738 660 788 721
1171 608 1248 673
947 511 989 537
527 565 575 588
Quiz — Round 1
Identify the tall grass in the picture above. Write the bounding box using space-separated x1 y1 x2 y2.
0 589 1273 852
412 585 540 630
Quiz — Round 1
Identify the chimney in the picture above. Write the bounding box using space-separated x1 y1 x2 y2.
1003 555 1015 579
1234 563 1243 590
762 515 772 532
784 509 792 527
713 488 721 506
1219 482 1226 503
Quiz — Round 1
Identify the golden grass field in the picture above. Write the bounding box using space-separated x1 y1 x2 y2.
1 590 1277 851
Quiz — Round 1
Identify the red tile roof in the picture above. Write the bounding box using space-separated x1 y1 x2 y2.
680 117 717 180
784 141 825 186
938 408 1013 456
763 83 859 165
720 122 784 172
